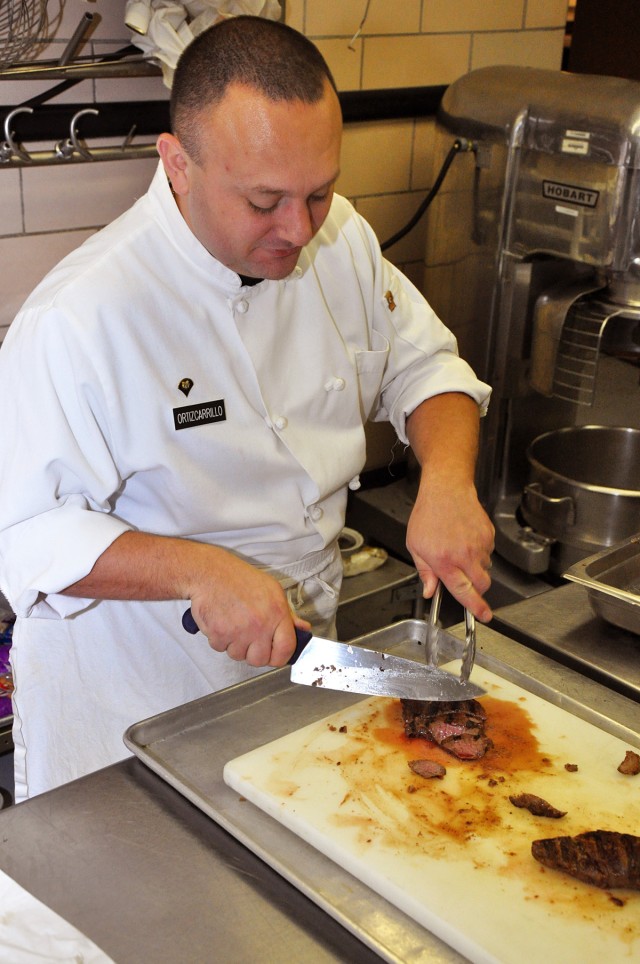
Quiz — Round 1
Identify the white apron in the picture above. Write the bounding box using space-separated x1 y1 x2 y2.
11 544 343 802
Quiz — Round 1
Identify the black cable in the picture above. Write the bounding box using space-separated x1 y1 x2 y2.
20 45 141 110
380 137 474 252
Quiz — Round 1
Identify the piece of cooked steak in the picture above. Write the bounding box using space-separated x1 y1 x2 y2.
618 750 640 775
509 792 566 818
401 699 493 760
408 759 447 780
531 830 640 890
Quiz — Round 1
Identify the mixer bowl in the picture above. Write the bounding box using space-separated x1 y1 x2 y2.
521 425 640 559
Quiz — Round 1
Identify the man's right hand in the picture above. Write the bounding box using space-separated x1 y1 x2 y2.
187 548 311 666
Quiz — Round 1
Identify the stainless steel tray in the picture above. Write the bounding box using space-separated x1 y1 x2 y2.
124 620 640 964
564 534 640 635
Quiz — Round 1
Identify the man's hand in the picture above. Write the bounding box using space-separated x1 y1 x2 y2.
188 551 311 666
405 392 495 622
406 474 494 622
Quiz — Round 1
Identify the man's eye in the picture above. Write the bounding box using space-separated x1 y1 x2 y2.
310 192 329 204
248 200 278 214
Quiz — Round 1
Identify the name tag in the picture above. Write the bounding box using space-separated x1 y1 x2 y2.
173 399 226 430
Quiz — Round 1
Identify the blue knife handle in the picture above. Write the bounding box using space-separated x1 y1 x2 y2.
182 607 200 634
289 627 312 664
181 607 311 665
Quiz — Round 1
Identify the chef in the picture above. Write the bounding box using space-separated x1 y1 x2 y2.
0 16 494 801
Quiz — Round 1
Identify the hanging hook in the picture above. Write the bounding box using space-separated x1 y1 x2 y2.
1 107 34 163
69 108 99 161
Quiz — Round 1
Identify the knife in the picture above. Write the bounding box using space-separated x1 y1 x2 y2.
182 608 484 702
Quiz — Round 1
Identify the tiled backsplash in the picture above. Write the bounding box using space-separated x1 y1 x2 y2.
0 0 569 340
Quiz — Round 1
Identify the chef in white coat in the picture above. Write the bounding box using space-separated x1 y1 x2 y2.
0 16 494 800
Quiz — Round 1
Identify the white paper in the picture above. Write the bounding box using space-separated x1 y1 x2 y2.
0 868 114 963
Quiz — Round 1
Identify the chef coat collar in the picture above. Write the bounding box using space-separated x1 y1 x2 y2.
149 162 306 289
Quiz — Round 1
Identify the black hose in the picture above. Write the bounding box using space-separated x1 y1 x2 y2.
380 137 474 252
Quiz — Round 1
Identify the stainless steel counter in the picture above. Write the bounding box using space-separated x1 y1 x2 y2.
0 757 381 964
493 582 640 703
0 624 637 963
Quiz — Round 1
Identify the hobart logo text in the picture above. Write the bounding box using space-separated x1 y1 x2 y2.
542 180 599 208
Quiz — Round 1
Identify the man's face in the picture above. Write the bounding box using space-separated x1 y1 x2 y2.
166 80 342 279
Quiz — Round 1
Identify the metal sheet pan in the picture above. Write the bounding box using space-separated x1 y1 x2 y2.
564 534 640 635
124 620 640 964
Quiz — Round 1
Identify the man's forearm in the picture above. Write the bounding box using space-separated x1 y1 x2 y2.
61 530 306 667
406 392 480 487
62 530 219 601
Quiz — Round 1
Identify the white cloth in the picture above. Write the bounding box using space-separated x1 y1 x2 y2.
125 1 283 87
0 162 490 798
0 868 114 962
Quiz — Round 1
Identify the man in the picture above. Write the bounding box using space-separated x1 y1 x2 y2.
0 16 493 800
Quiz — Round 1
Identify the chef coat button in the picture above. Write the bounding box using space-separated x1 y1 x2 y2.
236 299 249 313
274 415 288 430
294 265 303 278
348 475 361 491
324 376 346 392
309 505 324 521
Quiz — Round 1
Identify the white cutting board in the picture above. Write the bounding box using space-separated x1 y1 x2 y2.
224 666 640 964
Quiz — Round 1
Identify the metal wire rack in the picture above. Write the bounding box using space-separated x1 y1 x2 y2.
0 0 47 70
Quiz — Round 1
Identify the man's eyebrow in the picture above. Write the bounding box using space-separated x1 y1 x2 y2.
250 172 341 197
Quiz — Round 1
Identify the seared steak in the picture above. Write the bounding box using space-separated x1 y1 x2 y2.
532 830 640 890
401 699 493 760
509 792 566 818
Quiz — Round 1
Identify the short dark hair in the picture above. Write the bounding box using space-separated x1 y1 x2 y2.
170 15 338 161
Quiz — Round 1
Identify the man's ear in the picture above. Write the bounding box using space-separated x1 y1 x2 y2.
156 133 190 195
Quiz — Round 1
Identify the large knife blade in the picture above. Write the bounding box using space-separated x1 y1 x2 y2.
182 609 484 701
290 632 485 701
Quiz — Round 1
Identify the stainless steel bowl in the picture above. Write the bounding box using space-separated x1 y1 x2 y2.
521 425 640 559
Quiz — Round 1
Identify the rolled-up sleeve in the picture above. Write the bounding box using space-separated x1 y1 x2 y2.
377 263 490 442
370 258 490 445
0 306 131 618
333 197 491 445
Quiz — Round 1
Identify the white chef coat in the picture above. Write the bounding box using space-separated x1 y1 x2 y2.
0 162 490 798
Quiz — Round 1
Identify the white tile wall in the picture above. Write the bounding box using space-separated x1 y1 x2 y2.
0 0 570 335
22 155 158 232
0 230 95 341
0 170 23 235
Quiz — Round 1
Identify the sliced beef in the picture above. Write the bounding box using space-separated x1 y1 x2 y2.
408 759 447 780
401 698 493 760
509 792 566 818
531 830 640 890
618 750 640 775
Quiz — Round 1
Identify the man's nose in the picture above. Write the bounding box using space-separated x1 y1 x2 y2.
278 200 315 246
